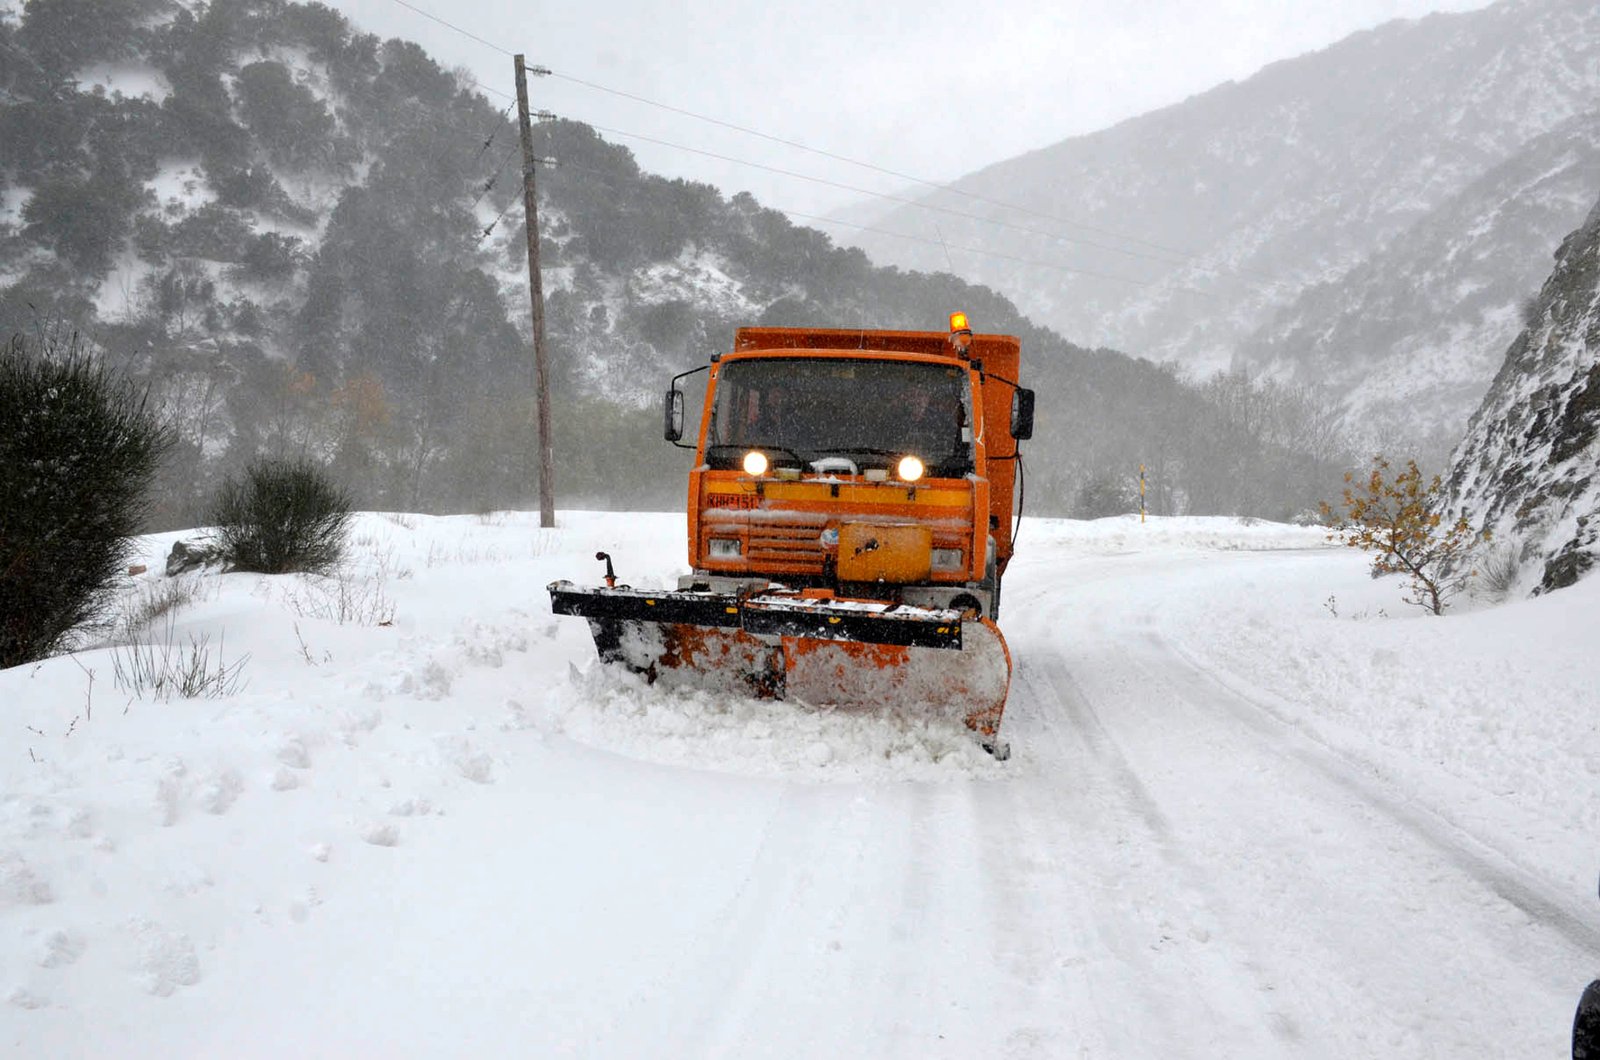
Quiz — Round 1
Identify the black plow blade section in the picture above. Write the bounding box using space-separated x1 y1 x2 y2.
548 582 742 629
740 598 961 649
546 581 963 650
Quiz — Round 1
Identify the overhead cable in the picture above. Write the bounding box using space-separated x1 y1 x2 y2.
584 121 1201 272
377 0 1225 268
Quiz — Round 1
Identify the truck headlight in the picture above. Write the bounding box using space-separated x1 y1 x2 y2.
931 547 962 570
897 455 925 481
742 451 769 476
708 537 742 559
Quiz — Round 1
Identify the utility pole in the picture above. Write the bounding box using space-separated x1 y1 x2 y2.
514 54 555 528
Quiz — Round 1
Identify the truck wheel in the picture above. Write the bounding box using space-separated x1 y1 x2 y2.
1576 980 1600 1059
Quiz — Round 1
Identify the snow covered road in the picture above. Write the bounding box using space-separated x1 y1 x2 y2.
3 513 1595 1056
994 545 1597 1057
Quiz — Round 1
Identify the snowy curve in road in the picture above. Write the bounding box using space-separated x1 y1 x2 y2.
2 512 1595 1057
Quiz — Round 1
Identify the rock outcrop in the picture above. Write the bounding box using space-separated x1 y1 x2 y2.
1445 195 1600 594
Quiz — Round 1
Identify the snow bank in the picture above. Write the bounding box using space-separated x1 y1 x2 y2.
1022 512 1328 553
1155 546 1600 875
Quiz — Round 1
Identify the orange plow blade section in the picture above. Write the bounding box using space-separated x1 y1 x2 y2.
782 617 1012 739
582 614 1012 747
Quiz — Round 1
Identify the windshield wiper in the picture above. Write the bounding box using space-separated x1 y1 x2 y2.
822 445 902 457
708 442 808 465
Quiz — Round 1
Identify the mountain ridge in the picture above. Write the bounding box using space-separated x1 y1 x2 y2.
1236 106 1600 456
843 0 1600 400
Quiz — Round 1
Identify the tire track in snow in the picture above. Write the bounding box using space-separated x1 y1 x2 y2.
1057 617 1586 1055
995 653 1307 1056
1153 631 1600 957
667 783 953 1058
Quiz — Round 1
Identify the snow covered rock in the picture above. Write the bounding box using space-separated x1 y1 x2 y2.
164 539 221 577
1445 192 1600 595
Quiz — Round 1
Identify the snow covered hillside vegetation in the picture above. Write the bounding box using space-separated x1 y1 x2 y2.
1446 191 1600 595
2 510 1594 1056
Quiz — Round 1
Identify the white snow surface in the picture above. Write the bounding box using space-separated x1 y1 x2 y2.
2 510 1595 1056
74 62 173 103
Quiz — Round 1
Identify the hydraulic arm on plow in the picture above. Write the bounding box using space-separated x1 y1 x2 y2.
548 314 1035 758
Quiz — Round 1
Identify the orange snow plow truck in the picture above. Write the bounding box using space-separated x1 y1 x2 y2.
547 314 1034 758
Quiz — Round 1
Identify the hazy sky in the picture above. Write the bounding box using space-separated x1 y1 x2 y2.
328 2 1485 219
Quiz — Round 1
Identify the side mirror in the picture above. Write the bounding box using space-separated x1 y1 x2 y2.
1010 387 1035 441
663 388 685 442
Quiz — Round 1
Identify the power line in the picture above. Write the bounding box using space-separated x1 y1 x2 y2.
551 68 1201 262
375 0 1224 268
543 156 1206 298
476 193 518 244
384 0 513 57
777 206 1215 297
476 157 559 244
583 120 1203 274
471 97 517 163
470 139 522 209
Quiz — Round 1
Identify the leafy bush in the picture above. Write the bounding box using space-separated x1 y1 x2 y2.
21 170 149 274
236 60 335 168
211 457 353 574
1321 456 1490 615
211 163 279 210
239 231 302 280
1072 470 1136 519
167 203 255 261
0 331 171 667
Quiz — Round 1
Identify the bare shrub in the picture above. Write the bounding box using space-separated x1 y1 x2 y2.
114 577 202 643
1476 547 1522 601
112 620 248 699
281 569 395 626
1518 294 1543 330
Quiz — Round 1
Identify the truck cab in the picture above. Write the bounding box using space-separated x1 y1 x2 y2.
666 321 1032 619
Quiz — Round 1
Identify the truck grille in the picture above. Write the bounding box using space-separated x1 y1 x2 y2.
746 517 828 572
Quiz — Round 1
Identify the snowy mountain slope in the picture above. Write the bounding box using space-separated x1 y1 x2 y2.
843 0 1600 372
0 1 1098 520
2 510 1595 1055
1445 192 1600 594
1235 108 1600 452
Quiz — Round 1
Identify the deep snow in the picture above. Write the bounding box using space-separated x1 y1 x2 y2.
2 511 1595 1056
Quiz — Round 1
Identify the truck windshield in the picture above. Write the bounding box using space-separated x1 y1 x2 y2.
708 357 973 475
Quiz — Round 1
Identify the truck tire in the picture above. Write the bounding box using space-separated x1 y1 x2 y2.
1577 980 1600 1059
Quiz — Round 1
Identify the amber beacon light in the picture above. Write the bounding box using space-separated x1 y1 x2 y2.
948 311 973 354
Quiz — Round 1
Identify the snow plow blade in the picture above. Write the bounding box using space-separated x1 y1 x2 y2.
547 581 1012 748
